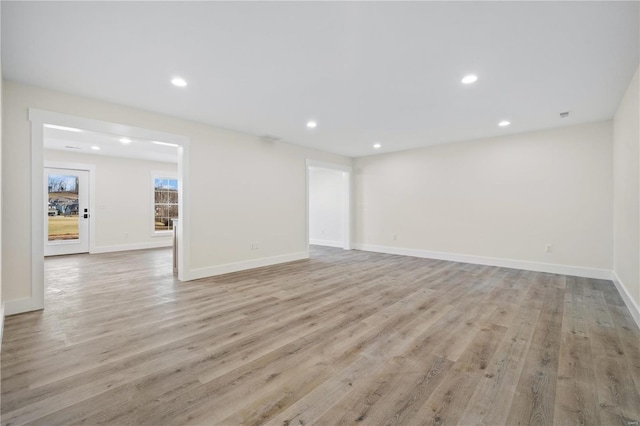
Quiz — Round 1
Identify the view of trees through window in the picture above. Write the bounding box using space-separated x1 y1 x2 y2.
154 177 178 231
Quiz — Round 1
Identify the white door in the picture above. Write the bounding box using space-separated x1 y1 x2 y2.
44 168 90 256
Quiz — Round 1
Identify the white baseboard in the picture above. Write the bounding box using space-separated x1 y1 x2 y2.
91 240 172 254
3 297 39 316
612 271 640 331
310 239 344 248
0 303 4 351
354 244 612 280
187 251 309 281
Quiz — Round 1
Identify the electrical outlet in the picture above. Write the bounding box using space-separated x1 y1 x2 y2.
545 244 552 253
124 232 129 239
250 242 260 250
392 234 398 241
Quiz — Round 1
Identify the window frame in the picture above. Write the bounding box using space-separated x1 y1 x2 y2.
151 172 179 236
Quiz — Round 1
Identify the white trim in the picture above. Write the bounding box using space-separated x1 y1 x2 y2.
0 303 4 351
306 159 353 251
305 164 310 254
305 160 352 173
91 240 173 254
354 244 613 280
310 239 344 248
177 144 189 282
29 109 189 145
612 271 640 331
343 169 353 251
30 111 45 311
152 231 173 237
188 251 309 281
4 298 36 316
26 108 191 316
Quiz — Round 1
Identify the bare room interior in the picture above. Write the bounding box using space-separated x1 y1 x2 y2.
0 2 639 425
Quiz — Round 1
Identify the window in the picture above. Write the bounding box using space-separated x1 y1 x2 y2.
153 176 178 233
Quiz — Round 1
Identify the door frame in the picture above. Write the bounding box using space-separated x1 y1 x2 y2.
29 108 191 312
44 162 95 255
305 159 353 251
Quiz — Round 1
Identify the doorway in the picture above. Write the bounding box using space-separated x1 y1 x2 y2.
306 160 352 251
44 167 90 256
26 108 191 314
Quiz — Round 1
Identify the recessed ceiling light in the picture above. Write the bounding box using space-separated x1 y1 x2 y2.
44 124 83 132
373 143 381 149
91 146 100 150
152 141 179 147
498 120 511 127
461 74 478 84
171 77 187 87
120 138 131 144
306 121 317 128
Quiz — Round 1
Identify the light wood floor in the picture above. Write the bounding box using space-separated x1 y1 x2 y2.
2 247 639 425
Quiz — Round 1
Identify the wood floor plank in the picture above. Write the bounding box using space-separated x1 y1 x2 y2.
552 332 600 426
317 354 451 426
457 306 541 425
173 288 449 425
429 303 497 362
414 323 508 425
608 305 640 397
262 298 453 424
584 279 640 425
1 246 639 425
311 306 481 425
218 297 454 425
561 276 589 338
505 284 564 425
1 279 393 422
34 278 430 425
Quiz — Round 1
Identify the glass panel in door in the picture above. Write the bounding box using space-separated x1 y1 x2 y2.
47 174 80 241
44 167 89 256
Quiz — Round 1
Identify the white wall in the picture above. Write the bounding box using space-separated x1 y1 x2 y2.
44 149 177 252
2 80 350 304
0 4 4 333
355 121 613 276
309 166 345 247
613 65 640 324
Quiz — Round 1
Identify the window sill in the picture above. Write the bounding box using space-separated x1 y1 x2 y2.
152 231 173 238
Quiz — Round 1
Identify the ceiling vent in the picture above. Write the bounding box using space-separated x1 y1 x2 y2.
560 111 570 118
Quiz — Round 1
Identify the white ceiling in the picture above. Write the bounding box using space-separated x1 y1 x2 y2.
3 1 639 157
44 127 178 164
